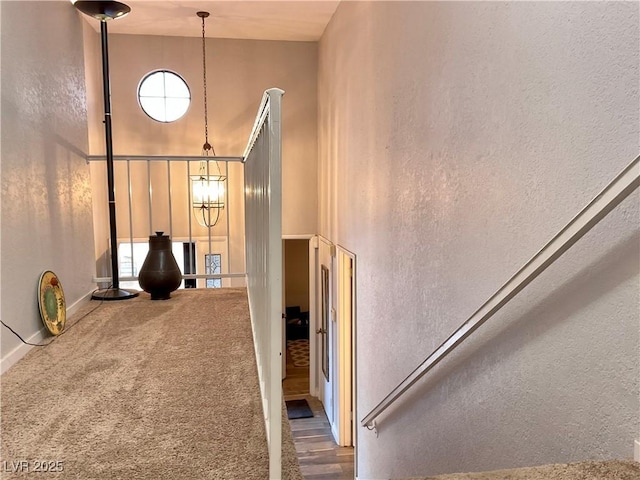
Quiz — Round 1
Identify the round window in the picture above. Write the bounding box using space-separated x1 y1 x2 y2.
137 70 190 123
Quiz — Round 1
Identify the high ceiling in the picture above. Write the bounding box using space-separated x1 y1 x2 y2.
79 1 341 42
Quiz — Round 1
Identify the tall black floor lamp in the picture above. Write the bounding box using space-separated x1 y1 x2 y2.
75 1 138 300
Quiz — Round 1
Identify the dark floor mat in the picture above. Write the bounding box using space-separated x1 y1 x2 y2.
285 399 314 419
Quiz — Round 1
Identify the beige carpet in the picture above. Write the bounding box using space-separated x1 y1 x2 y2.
406 459 640 480
1 288 302 479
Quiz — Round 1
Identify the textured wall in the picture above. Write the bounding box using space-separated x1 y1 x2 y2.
318 2 639 478
81 22 110 280
84 33 318 279
1 2 95 362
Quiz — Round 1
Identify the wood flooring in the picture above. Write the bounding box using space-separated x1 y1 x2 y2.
284 344 355 479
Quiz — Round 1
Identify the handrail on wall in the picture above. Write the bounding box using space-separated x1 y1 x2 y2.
361 155 640 430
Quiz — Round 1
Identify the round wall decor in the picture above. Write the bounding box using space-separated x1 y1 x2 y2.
38 270 66 335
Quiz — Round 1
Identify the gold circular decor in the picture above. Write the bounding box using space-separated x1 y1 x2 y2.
38 270 66 335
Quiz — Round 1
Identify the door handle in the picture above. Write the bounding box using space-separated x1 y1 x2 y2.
316 328 326 335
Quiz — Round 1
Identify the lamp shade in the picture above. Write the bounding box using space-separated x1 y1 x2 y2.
74 1 131 20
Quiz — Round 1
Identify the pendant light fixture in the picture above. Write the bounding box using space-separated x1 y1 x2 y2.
191 11 226 228
75 1 138 300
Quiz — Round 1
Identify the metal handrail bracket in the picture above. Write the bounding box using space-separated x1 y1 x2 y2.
361 155 640 429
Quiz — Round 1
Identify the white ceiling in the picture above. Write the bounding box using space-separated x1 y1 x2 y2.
80 1 341 42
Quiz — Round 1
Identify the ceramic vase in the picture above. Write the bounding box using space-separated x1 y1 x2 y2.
138 232 181 300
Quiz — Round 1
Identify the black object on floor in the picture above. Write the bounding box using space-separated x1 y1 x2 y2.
285 399 314 419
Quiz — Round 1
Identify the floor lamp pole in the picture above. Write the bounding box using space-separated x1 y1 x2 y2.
75 1 137 301
97 19 136 300
101 18 120 291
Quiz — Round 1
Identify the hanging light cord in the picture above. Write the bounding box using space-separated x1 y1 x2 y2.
200 12 215 156
195 11 223 229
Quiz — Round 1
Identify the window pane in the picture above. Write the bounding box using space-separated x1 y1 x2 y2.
164 72 190 98
138 71 165 97
165 98 190 122
205 254 222 289
139 96 166 122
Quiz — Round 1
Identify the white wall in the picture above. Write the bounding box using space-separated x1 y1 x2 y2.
84 32 318 283
1 1 95 368
318 2 639 478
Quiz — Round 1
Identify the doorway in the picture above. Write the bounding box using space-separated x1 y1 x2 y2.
283 238 311 396
284 237 356 477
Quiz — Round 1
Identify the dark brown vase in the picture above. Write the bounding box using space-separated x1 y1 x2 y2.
138 232 181 300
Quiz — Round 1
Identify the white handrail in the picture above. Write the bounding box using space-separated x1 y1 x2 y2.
361 155 640 429
243 88 285 479
87 155 244 163
89 154 241 288
242 89 277 160
92 273 247 283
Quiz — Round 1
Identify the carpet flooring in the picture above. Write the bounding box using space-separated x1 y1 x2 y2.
1 288 302 479
406 459 640 480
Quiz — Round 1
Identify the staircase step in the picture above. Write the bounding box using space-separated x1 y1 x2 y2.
402 460 640 480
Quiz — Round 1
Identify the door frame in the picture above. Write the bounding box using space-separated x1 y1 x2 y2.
336 246 356 447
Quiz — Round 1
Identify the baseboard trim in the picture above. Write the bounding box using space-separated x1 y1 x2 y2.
634 439 640 462
66 289 94 320
1 290 93 375
0 326 47 375
331 421 339 445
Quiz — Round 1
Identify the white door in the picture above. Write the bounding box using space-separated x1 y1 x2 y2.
316 238 334 426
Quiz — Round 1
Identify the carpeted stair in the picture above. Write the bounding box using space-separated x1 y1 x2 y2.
403 459 640 480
